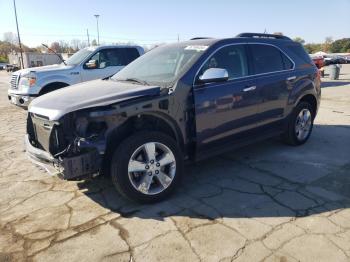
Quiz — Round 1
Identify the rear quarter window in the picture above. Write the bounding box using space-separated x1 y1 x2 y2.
250 44 292 74
285 44 313 68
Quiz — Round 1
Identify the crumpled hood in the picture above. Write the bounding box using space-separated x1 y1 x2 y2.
29 79 161 120
16 64 75 76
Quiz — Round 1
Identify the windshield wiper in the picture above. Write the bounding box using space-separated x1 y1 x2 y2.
122 78 149 86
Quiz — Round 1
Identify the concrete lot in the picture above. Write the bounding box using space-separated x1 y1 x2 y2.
0 67 349 262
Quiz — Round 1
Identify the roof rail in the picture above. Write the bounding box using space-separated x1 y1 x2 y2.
190 37 213 40
236 33 292 41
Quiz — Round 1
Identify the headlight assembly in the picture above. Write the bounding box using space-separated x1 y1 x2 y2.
19 72 37 88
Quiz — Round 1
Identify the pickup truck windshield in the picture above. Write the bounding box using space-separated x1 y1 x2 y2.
111 44 208 87
65 48 94 65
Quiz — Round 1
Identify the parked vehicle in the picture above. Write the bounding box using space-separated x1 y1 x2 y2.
6 64 20 72
7 45 144 107
0 63 7 70
26 33 321 203
324 56 347 66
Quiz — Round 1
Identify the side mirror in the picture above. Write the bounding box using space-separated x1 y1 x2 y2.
198 68 229 84
85 60 97 69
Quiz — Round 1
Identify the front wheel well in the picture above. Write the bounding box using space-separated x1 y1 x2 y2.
299 94 317 116
102 114 183 175
39 82 69 95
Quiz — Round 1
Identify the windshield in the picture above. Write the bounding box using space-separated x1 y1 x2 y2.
65 48 94 65
111 44 208 87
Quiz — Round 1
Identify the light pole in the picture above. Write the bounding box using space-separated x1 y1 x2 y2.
94 14 100 45
13 0 24 69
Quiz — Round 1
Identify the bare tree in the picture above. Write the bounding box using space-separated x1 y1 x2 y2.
3 32 18 45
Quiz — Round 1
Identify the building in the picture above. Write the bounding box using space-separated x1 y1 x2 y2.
7 52 63 68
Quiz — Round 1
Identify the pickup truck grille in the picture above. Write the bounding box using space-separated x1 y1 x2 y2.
10 74 19 89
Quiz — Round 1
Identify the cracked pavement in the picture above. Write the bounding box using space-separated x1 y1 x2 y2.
0 67 350 262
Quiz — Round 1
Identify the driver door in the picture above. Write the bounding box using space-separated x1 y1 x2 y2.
81 48 125 82
193 44 260 153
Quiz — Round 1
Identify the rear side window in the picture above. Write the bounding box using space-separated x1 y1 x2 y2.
199 44 249 80
286 44 312 64
123 48 141 64
250 44 293 74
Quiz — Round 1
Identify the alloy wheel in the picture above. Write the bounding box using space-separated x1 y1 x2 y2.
127 142 176 195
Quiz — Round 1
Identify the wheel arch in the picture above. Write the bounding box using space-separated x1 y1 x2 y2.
39 81 70 95
102 112 185 174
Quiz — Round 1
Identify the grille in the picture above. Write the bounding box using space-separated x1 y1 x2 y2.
10 74 19 89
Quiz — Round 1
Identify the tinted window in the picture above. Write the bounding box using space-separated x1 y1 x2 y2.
251 44 286 74
199 45 248 80
89 49 127 68
124 48 140 64
282 53 293 69
287 44 312 64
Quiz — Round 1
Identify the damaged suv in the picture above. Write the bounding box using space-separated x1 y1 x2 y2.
26 33 321 203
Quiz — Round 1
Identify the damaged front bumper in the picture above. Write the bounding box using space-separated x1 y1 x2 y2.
25 134 101 179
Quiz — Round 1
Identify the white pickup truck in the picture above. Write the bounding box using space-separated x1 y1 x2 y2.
8 45 144 107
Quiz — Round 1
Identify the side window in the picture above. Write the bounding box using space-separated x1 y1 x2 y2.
124 48 140 64
89 49 127 69
199 45 248 80
100 49 126 68
250 44 287 74
281 53 293 69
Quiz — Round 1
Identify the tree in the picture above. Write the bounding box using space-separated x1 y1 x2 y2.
3 32 18 45
304 43 322 54
330 38 350 53
91 39 97 46
49 42 61 53
322 37 333 52
293 37 305 45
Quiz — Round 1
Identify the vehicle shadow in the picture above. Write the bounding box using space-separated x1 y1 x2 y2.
321 81 350 88
78 124 350 221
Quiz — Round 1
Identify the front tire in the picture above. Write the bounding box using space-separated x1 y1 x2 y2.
283 102 315 146
110 131 183 203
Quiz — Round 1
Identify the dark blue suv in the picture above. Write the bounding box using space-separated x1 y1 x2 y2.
26 33 321 202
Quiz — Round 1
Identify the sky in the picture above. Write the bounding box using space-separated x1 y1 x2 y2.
0 0 349 47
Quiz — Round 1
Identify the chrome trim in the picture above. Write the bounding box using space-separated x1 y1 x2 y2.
287 76 297 81
193 42 296 87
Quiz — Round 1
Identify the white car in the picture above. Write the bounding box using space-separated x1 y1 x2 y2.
8 45 144 107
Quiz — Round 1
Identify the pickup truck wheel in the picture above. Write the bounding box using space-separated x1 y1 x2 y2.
110 131 183 203
283 102 314 146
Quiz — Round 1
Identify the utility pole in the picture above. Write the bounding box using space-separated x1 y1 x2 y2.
94 14 100 45
86 28 90 46
13 0 24 69
177 34 179 42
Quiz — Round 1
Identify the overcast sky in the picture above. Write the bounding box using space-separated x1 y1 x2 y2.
1 0 349 47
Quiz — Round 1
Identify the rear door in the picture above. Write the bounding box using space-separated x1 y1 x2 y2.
248 44 294 126
193 44 260 153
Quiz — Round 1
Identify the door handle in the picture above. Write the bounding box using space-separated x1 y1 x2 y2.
287 76 296 81
243 86 256 92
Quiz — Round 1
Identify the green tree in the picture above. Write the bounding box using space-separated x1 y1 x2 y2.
304 43 322 54
293 37 305 45
330 38 350 53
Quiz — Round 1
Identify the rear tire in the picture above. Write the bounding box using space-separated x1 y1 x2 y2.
110 131 183 203
283 102 315 146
